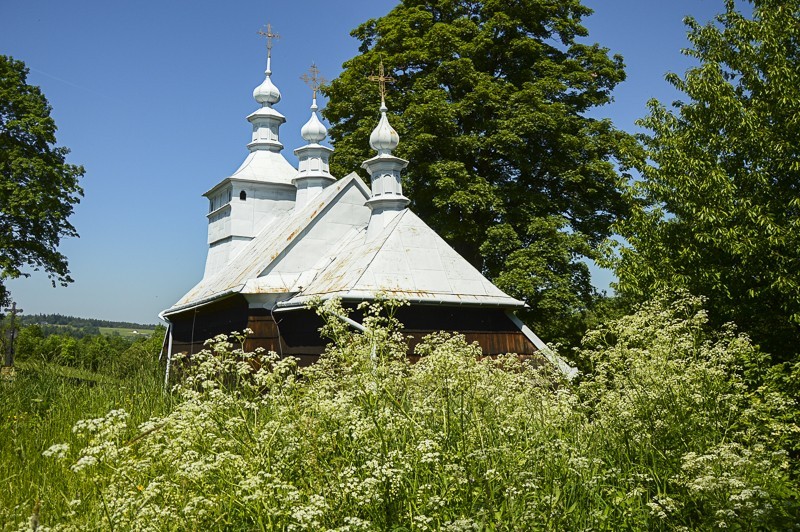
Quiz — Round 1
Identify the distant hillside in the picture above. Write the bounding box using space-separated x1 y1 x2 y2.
7 314 157 339
17 314 156 330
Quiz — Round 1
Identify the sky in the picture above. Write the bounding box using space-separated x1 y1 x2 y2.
1 0 726 324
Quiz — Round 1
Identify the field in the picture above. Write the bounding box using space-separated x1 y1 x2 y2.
0 297 796 529
98 326 157 338
13 360 118 384
0 357 168 529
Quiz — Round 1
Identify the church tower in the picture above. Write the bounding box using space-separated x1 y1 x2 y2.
361 64 410 241
293 64 335 210
203 24 297 277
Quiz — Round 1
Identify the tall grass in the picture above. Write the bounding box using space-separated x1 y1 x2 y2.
3 296 798 530
0 355 169 528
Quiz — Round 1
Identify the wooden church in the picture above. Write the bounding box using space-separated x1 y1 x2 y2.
160 36 571 375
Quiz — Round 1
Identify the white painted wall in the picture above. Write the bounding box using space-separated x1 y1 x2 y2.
204 180 297 278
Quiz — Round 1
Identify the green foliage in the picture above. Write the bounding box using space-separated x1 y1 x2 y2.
323 0 636 344
15 296 796 529
29 323 101 339
17 312 156 332
0 55 84 301
14 324 166 377
578 293 799 527
611 0 800 360
0 345 168 529
112 325 167 379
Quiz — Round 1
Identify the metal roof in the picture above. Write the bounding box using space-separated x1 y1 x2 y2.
164 173 370 315
227 148 297 186
278 209 524 309
165 175 524 316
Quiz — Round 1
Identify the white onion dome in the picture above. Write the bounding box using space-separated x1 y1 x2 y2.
253 70 281 106
369 103 399 154
301 99 327 143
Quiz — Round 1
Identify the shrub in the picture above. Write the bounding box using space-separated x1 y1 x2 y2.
577 293 798 529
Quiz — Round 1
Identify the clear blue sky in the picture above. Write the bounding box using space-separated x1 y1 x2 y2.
1 0 725 324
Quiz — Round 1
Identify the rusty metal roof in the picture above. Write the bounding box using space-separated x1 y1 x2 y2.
165 174 524 317
164 173 371 315
278 209 524 310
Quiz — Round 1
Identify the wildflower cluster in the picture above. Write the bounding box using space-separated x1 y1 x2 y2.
31 296 798 529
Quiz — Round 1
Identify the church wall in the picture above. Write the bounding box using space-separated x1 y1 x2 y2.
168 295 250 355
204 182 297 278
380 305 540 357
254 304 539 361
245 308 326 366
229 182 295 239
207 205 231 244
168 300 539 365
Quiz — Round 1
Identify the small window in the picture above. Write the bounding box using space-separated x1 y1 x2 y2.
240 190 247 201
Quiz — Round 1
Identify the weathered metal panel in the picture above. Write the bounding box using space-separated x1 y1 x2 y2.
282 210 524 309
165 174 372 314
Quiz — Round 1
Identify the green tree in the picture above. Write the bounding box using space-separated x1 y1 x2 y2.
0 56 84 302
14 323 44 361
323 0 635 344
612 0 800 361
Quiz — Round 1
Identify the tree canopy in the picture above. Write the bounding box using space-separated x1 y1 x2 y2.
612 0 800 360
0 55 84 303
323 0 635 343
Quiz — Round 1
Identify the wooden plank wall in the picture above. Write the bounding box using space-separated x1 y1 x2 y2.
242 310 329 366
169 305 540 364
403 330 537 356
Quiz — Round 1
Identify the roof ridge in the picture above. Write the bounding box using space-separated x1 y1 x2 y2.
232 176 360 284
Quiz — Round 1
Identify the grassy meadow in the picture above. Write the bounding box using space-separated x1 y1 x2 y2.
0 364 168 528
97 327 156 339
1 297 798 530
0 334 169 529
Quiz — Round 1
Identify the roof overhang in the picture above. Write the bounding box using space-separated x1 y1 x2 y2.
203 176 297 198
159 286 244 319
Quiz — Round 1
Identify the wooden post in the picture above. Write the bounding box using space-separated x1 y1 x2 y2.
2 302 22 381
4 302 23 367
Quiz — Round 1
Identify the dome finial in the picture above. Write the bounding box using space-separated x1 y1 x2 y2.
300 63 328 143
368 61 399 153
253 23 281 106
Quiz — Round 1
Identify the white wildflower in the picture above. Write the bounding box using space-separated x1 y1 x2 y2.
42 443 69 459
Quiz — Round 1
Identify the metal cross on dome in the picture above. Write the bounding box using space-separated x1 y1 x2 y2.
301 63 327 99
257 22 280 58
368 61 394 105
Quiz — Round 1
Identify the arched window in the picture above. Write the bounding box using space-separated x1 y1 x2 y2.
240 190 247 201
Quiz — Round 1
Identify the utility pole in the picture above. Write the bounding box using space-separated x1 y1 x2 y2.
2 302 23 380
